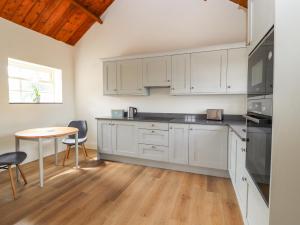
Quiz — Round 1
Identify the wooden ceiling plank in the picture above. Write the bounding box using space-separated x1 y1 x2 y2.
32 0 62 31
47 4 77 37
56 10 88 42
39 0 72 35
0 0 9 15
98 0 114 16
71 0 103 24
11 0 37 24
230 0 247 8
22 0 52 28
1 0 24 20
67 17 94 45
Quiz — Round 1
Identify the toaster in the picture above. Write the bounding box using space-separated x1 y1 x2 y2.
206 109 224 121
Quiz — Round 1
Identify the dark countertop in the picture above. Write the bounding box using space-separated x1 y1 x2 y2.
96 113 246 141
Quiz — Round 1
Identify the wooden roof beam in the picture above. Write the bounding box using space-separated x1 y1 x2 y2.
230 0 248 8
71 0 103 24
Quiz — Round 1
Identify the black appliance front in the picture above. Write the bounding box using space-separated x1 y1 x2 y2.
245 112 272 205
248 29 274 98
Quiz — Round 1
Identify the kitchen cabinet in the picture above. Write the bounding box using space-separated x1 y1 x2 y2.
228 128 237 182
138 129 169 147
169 124 189 165
112 121 138 157
191 50 227 94
170 54 191 95
235 136 248 218
189 125 228 170
138 144 169 162
103 62 118 95
227 48 248 94
247 178 269 225
117 59 148 95
248 0 274 52
97 120 113 154
142 56 171 87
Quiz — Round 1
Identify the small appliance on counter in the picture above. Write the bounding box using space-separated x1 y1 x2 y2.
206 109 224 121
128 107 138 118
111 109 125 119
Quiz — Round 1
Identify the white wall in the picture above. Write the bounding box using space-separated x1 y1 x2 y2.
269 1 300 225
0 19 75 163
74 0 247 148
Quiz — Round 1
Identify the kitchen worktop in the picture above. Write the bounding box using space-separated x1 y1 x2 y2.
96 113 246 141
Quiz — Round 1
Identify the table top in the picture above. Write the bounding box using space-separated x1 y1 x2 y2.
15 127 79 139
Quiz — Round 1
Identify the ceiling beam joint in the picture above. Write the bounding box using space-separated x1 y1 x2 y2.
71 0 103 24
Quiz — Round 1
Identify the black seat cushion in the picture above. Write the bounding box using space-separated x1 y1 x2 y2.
0 152 27 165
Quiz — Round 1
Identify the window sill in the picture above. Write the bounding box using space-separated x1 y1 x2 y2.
9 102 63 105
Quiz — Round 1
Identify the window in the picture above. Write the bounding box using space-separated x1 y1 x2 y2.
8 58 62 104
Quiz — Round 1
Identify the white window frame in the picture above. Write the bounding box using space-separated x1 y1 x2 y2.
8 58 63 104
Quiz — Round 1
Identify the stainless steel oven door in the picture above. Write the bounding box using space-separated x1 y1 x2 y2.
245 113 272 205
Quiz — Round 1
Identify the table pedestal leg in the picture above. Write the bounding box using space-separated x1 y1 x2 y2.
75 132 79 168
15 137 20 182
54 138 58 165
38 138 44 187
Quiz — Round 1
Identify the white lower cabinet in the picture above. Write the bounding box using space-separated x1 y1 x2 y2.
112 121 138 157
168 124 189 165
247 179 269 225
228 128 269 225
189 125 228 170
138 144 169 162
97 120 113 154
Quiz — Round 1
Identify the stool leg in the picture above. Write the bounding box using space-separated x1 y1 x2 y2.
8 165 16 200
80 145 87 160
16 165 27 185
82 144 89 158
63 145 70 166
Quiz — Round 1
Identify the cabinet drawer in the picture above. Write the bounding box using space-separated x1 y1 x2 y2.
136 122 169 130
138 144 169 162
138 129 169 146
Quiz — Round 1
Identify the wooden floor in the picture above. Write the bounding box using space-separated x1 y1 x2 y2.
0 149 243 225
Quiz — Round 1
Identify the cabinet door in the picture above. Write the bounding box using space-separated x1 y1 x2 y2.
117 59 148 95
139 144 169 162
97 120 113 154
227 48 248 94
112 121 138 157
235 137 248 217
228 129 237 183
103 62 118 95
248 0 274 51
169 124 189 165
171 54 191 95
189 125 228 170
142 56 171 87
191 50 227 94
247 178 269 225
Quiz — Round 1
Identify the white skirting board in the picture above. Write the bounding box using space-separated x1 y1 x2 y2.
99 153 229 178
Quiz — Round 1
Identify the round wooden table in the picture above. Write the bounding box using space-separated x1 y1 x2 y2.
15 127 79 187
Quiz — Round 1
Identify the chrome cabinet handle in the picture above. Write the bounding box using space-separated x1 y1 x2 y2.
227 85 231 89
241 148 246 152
151 130 155 133
151 124 155 127
242 177 247 182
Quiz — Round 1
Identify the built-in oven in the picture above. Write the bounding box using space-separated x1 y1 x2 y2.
245 98 272 205
248 29 274 98
246 28 274 206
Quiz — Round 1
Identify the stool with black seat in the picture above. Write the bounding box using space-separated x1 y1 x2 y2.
62 120 88 166
0 151 27 199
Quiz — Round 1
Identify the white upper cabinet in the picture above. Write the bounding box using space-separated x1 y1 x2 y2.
227 48 248 94
103 62 118 95
111 121 138 157
248 0 274 52
189 125 228 170
191 50 227 94
169 124 189 165
142 56 171 87
170 54 191 95
117 59 148 95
